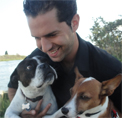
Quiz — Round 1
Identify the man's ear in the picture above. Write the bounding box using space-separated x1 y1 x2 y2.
10 68 19 83
71 14 80 32
100 74 122 96
74 67 83 83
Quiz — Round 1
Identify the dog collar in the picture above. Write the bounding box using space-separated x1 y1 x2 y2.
21 90 43 102
111 109 119 118
77 110 101 117
85 110 101 117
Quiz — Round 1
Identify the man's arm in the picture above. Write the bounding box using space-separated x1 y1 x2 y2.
8 88 17 101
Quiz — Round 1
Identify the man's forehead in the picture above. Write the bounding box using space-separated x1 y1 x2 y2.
27 8 60 37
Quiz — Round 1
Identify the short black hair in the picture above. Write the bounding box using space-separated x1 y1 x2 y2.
23 0 77 27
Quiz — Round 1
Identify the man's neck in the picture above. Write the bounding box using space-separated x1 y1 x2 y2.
61 33 79 72
61 61 75 73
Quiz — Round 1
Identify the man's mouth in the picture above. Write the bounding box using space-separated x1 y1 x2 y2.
48 47 60 57
50 50 58 54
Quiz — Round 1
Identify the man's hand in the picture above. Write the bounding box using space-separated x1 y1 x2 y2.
21 99 51 118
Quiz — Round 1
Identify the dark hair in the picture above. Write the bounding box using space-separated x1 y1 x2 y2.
23 0 77 27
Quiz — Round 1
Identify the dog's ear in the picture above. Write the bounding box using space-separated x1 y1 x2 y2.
10 68 20 83
74 67 84 82
100 74 122 96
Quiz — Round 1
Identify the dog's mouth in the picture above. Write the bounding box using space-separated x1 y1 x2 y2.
37 83 44 88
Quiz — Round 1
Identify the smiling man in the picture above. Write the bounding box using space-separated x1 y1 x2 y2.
8 0 121 118
28 8 78 63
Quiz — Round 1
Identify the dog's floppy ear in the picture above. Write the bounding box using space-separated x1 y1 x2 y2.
100 74 122 96
10 68 20 83
74 67 84 82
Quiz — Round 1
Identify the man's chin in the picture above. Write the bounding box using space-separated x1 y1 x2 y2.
49 56 63 62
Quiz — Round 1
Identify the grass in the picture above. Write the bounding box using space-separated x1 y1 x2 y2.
0 55 26 61
0 92 10 117
0 55 25 117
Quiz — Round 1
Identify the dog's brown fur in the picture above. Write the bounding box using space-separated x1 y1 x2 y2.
73 67 122 118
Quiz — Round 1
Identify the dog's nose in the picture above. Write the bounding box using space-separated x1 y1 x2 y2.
39 63 49 69
61 107 69 115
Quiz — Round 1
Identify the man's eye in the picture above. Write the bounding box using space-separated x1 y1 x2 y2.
50 34 56 37
80 95 90 100
35 37 40 40
26 66 32 70
46 34 57 38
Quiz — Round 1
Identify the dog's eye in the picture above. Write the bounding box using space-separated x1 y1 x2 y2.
26 65 32 70
80 95 90 100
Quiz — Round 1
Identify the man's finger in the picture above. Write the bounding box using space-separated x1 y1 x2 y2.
35 99 43 113
21 99 43 116
37 103 52 117
21 109 36 116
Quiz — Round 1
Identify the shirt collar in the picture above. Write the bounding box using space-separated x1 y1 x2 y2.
75 34 89 71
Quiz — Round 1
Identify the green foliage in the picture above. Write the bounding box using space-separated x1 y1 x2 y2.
0 93 10 117
89 16 122 62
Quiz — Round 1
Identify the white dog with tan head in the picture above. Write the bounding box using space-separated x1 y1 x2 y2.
5 56 58 118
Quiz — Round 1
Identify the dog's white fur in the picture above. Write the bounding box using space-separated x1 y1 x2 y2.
5 57 58 118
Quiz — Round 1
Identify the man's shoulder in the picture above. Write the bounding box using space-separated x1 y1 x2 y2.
27 48 47 58
77 34 121 73
78 37 116 61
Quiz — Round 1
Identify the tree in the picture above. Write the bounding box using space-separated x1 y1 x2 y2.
89 16 122 61
5 51 8 55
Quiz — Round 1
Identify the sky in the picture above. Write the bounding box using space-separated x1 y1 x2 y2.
0 0 122 56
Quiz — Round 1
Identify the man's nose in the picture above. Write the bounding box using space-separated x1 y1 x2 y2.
40 37 52 53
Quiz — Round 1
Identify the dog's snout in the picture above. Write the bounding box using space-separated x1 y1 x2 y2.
61 107 69 115
39 63 49 69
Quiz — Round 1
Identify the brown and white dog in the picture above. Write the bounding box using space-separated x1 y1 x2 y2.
43 67 122 118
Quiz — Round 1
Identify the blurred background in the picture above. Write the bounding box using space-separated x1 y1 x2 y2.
0 0 122 56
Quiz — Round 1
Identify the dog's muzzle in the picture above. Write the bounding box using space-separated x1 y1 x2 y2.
39 63 57 79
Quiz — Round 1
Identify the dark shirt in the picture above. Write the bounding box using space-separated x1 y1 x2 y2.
8 34 122 111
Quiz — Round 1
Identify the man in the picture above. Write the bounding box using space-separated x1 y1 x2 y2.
8 0 122 118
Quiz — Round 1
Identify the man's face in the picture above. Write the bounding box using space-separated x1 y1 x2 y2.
27 8 77 62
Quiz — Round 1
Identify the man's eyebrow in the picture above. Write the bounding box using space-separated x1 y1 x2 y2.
44 31 59 37
32 31 59 39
